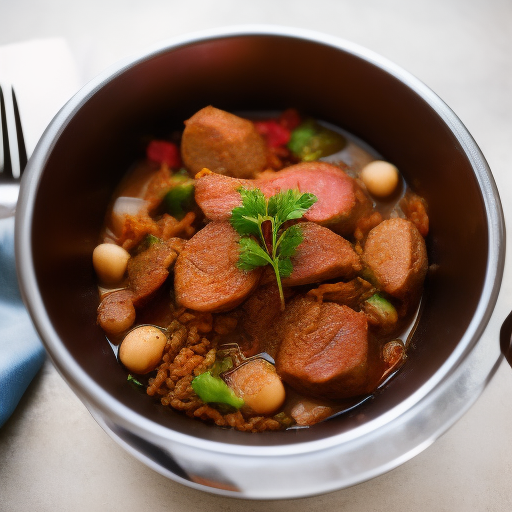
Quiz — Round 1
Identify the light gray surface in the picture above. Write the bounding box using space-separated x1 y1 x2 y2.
1 0 512 510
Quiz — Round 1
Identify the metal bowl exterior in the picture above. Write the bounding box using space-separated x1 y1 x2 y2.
15 26 505 498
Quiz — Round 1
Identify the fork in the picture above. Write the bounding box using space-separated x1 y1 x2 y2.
0 82 27 219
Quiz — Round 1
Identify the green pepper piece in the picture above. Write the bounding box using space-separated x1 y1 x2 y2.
163 182 195 219
287 121 317 155
364 293 398 331
288 119 346 161
191 371 244 409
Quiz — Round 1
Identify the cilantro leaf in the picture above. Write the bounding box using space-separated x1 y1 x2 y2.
268 189 317 225
277 224 304 258
231 187 317 310
231 187 267 236
238 237 273 270
277 257 293 278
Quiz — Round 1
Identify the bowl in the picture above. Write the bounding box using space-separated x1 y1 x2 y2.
15 26 505 499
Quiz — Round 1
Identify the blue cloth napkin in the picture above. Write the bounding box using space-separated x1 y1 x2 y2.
0 216 45 427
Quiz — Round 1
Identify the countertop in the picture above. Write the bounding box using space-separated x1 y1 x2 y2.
1 0 512 510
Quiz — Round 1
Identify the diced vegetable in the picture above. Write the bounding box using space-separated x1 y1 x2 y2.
144 234 162 247
254 120 291 148
363 293 398 331
288 119 346 161
163 181 195 219
191 371 244 409
272 411 295 429
210 357 234 378
278 108 301 131
146 140 181 168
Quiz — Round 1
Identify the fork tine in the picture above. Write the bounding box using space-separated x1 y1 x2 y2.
0 83 21 180
0 86 5 173
12 88 27 175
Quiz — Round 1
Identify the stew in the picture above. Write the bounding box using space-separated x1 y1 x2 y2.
93 106 429 432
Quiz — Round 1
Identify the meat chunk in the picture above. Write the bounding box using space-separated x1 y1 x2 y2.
174 221 261 312
276 297 369 400
307 277 375 308
362 218 427 300
97 289 136 336
194 162 372 236
399 192 429 237
194 171 245 221
283 222 361 286
181 106 268 179
128 238 183 307
238 283 285 358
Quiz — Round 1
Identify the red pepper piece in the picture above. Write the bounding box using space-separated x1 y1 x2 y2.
278 108 301 131
146 140 182 168
254 120 291 148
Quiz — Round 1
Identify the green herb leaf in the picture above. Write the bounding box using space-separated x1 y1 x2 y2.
238 237 273 270
230 187 268 236
230 187 317 310
269 189 317 225
277 257 293 278
277 224 304 258
127 374 144 387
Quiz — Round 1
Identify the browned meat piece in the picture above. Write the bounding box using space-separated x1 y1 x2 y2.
307 277 375 308
362 218 427 300
194 171 245 221
181 106 268 179
112 206 195 251
194 162 373 236
174 221 261 312
354 211 383 242
276 297 369 400
128 238 183 307
238 283 285 357
399 192 429 237
97 289 136 336
283 222 361 286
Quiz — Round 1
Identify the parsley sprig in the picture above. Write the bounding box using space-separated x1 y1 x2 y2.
230 187 317 310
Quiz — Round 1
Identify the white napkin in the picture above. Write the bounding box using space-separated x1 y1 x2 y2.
0 38 81 427
0 38 81 156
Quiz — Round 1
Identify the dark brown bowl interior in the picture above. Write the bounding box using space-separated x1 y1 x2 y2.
29 34 488 447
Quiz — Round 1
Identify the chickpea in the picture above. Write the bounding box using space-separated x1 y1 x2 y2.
360 160 400 198
119 325 167 374
227 359 285 415
93 243 130 285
